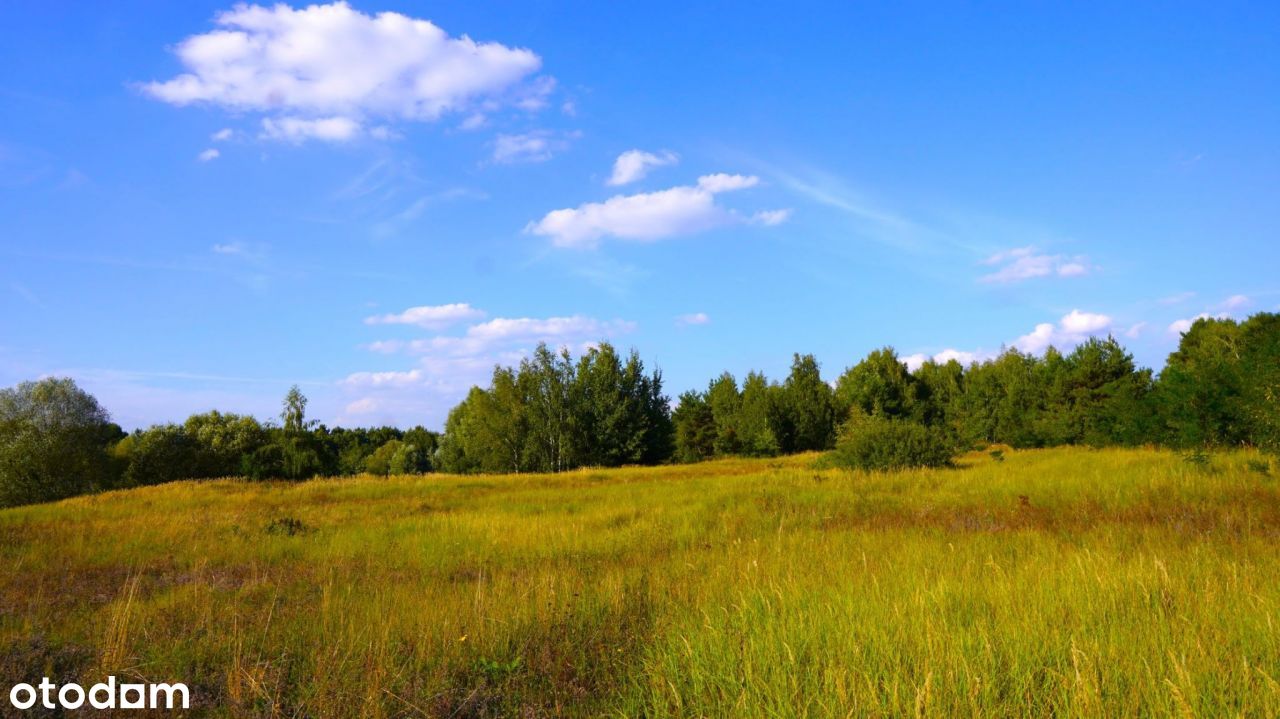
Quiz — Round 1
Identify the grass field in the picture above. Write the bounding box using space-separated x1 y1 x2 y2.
2 447 1279 717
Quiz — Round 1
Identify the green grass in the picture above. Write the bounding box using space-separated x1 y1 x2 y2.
2 447 1279 717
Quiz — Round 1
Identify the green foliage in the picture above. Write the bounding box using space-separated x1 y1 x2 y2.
0 377 119 507
364 438 429 476
705 373 742 456
1154 313 1280 451
778 354 837 452
672 391 716 463
364 439 402 476
1156 317 1247 447
280 384 310 434
183 410 268 477
5 312 1278 503
118 423 201 487
835 347 922 422
828 412 955 471
438 342 671 473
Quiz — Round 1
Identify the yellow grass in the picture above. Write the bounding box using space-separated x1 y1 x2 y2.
2 447 1279 717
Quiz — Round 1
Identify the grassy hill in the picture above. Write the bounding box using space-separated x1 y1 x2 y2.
2 448 1279 717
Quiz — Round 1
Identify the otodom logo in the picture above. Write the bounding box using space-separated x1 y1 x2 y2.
8 676 189 711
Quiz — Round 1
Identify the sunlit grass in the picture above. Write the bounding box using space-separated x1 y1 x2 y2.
2 447 1278 716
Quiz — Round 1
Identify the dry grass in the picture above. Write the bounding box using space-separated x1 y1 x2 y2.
1 447 1278 717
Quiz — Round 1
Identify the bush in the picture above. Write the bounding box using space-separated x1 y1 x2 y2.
0 378 120 507
827 413 954 471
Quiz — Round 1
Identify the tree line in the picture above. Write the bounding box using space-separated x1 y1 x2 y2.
1 313 1276 507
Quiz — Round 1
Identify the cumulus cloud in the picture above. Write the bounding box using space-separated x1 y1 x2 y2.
902 349 987 371
607 149 678 186
142 2 549 141
197 148 220 162
1014 310 1112 354
364 303 486 330
1166 295 1250 336
1167 312 1233 336
905 310 1116 370
980 247 1093 284
526 173 779 249
676 312 710 327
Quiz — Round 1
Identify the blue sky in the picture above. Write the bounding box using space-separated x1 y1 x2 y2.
1 2 1277 430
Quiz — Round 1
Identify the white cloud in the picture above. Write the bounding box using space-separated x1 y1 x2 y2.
1124 322 1148 339
458 113 487 131
492 130 572 163
341 369 424 388
344 307 636 426
676 312 710 327
1166 295 1250 336
1219 294 1250 311
260 116 361 143
211 128 233 141
980 247 1093 284
197 148 220 162
902 349 987 371
752 208 792 226
364 303 486 330
462 315 635 350
1058 309 1112 335
1168 312 1231 336
212 241 245 255
1014 310 1112 354
143 2 548 141
906 310 1121 373
526 173 769 249
607 149 678 186
343 397 379 415
696 173 759 193
933 348 982 366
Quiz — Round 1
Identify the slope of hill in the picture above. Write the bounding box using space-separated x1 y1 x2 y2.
2 448 1279 717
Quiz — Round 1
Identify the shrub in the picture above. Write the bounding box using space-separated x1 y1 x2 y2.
827 413 955 471
0 378 120 507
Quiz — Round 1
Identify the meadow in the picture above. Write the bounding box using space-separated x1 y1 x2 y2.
2 447 1279 717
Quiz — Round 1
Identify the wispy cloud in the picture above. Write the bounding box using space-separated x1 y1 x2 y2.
676 312 710 327
364 303 486 330
344 306 637 426
491 130 577 164
607 149 678 186
527 173 787 249
979 246 1093 284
